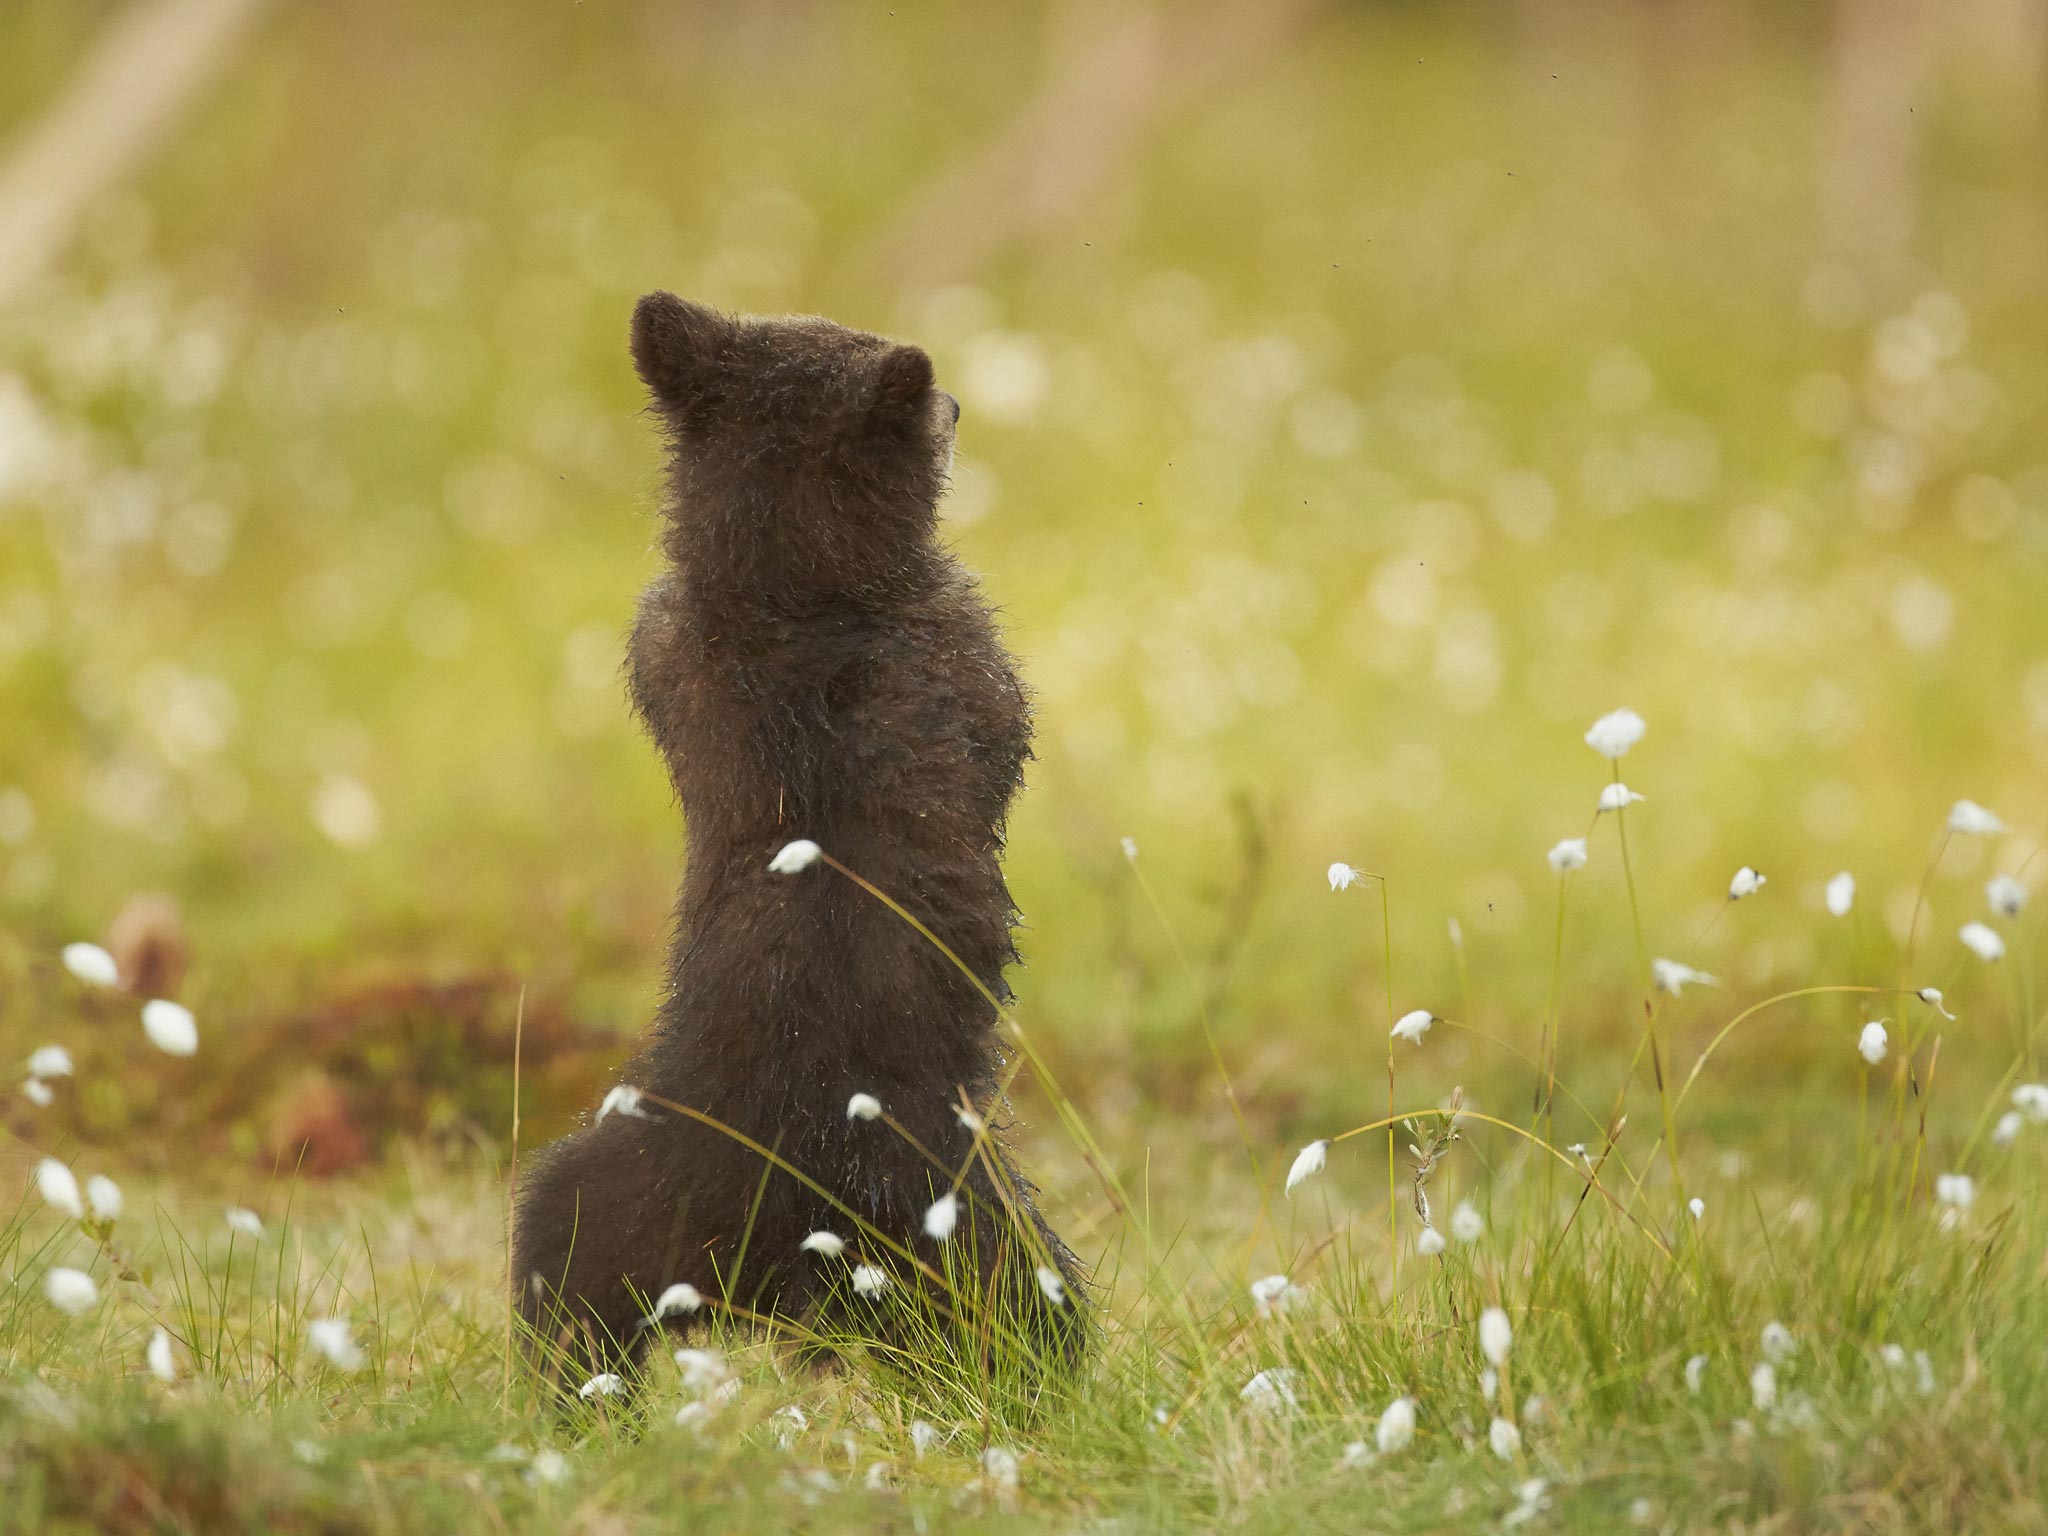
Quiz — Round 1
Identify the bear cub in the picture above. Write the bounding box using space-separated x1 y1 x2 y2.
511 294 1084 1381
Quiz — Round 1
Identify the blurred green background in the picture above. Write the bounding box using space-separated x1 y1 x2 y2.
2 0 2044 1182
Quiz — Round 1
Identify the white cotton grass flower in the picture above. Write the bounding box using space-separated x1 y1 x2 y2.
1934 1173 1975 1210
1450 1200 1484 1242
1250 1274 1303 1316
140 999 198 1056
1416 1226 1446 1256
767 838 823 874
1390 1009 1434 1043
910 1420 941 1459
1035 1265 1067 1306
1546 838 1588 873
37 1158 84 1219
1858 1020 1889 1066
1285 1139 1328 1194
1375 1395 1417 1454
1826 871 1856 917
1240 1367 1299 1414
1328 862 1362 892
673 1347 733 1397
845 1092 882 1122
1337 1441 1374 1470
1479 1307 1513 1368
1120 835 1139 863
2012 1083 2048 1122
1987 874 2028 918
1728 866 1767 900
1684 1354 1708 1394
800 1230 846 1257
1597 783 1646 813
577 1372 623 1401
86 1174 123 1223
62 942 120 988
1993 1110 2025 1147
1688 1197 1706 1221
850 1264 891 1297
923 1192 959 1242
225 1206 263 1238
1652 958 1718 996
1489 1417 1521 1461
956 1105 986 1133
980 1445 1021 1492
1584 707 1646 760
147 1326 176 1382
1948 799 2006 836
1481 1367 1499 1403
596 1084 651 1122
1761 1321 1795 1364
27 1045 73 1079
1750 1361 1777 1411
1917 987 1957 1021
45 1266 99 1316
649 1283 702 1320
307 1317 365 1371
1959 922 2006 963
23 1078 53 1106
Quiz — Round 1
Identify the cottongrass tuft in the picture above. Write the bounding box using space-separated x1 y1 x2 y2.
1761 1321 1795 1363
1479 1307 1513 1368
650 1283 703 1320
1684 1354 1708 1394
1959 921 2006 963
44 1267 99 1316
86 1174 123 1223
1948 799 2006 836
1652 958 1718 996
1858 1020 1889 1066
1375 1395 1417 1454
1597 783 1646 813
1826 871 1856 916
23 1078 53 1106
141 999 198 1056
1728 866 1767 899
2012 1083 2048 1122
1250 1274 1308 1317
1934 1173 1976 1210
1327 861 1362 892
1120 836 1139 862
1450 1200 1484 1242
800 1230 846 1257
766 838 823 874
1750 1362 1777 1411
577 1373 623 1400
1546 838 1588 872
1584 707 1646 759
147 1326 176 1382
1035 1265 1067 1306
1489 1417 1521 1460
1284 1139 1327 1193
980 1446 1021 1492
1993 1110 2024 1146
1987 873 2028 917
845 1092 882 1122
225 1206 264 1238
1917 987 1957 1020
27 1044 73 1079
1416 1226 1446 1256
1390 1009 1434 1043
37 1157 84 1219
772 1405 809 1447
1687 1197 1706 1221
923 1192 959 1242
62 942 120 988
597 1084 651 1122
910 1420 940 1459
673 1348 735 1398
1240 1368 1298 1414
850 1265 891 1297
307 1317 364 1371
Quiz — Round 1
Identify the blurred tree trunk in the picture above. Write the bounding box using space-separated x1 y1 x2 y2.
0 0 273 308
1818 0 1935 285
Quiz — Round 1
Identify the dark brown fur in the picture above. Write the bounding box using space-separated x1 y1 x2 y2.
511 294 1084 1382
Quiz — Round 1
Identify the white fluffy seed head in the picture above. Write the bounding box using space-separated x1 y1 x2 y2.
923 1192 959 1242
1750 1361 1777 1411
1479 1306 1513 1367
27 1045 73 1079
147 1326 176 1382
1728 866 1767 900
36 1158 83 1219
86 1174 123 1223
1993 1109 2025 1146
1959 922 2006 963
650 1283 702 1320
23 1077 53 1106
1597 782 1646 813
1826 871 1856 917
1375 1395 1417 1454
1987 874 2028 918
1547 838 1588 872
1416 1226 1446 1256
1917 987 1957 1020
1761 1321 1795 1363
1652 958 1719 996
800 1230 846 1257
1489 1417 1521 1461
307 1317 364 1371
845 1092 882 1122
1285 1139 1328 1193
1390 1009 1434 1042
1858 1020 1889 1066
767 838 823 874
141 999 198 1056
225 1206 264 1238
1684 1354 1708 1394
1450 1200 1484 1242
577 1372 623 1400
62 942 119 988
1935 1173 1975 1210
1239 1368 1299 1414
1584 707 1646 759
1948 799 2006 836
596 1084 650 1122
1035 1265 1067 1306
44 1266 99 1316
1327 861 1362 892
1688 1197 1706 1221
2012 1083 2048 1122
850 1264 891 1297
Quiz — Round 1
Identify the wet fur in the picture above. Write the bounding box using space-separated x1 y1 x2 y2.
511 294 1085 1382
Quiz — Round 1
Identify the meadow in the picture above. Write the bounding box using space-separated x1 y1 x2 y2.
4 3 2048 1531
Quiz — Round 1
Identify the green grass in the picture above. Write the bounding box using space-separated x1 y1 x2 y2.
5 0 2048 1529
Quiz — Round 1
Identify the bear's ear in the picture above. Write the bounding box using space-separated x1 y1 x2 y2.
631 292 732 408
867 344 935 430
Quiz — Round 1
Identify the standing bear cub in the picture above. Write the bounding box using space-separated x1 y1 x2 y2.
512 294 1085 1382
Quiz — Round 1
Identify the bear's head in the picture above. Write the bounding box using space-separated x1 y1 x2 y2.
630 292 958 596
